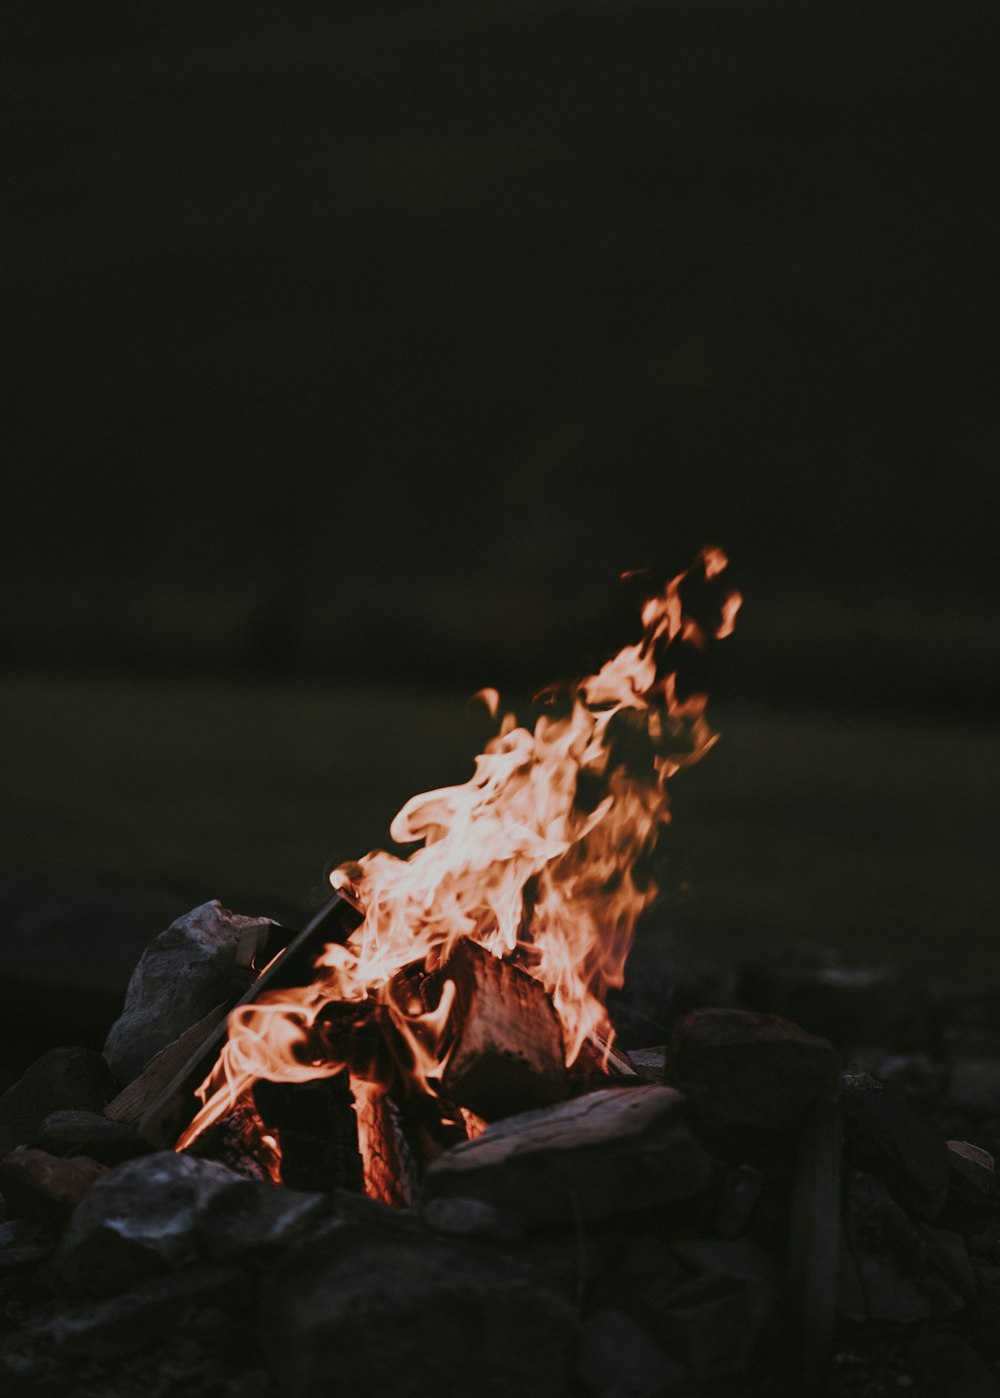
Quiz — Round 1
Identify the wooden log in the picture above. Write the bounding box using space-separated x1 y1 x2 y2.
103 1002 230 1128
352 1079 419 1208
253 1074 364 1193
428 940 569 1121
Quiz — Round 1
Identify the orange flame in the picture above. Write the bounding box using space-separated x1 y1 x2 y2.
177 549 740 1156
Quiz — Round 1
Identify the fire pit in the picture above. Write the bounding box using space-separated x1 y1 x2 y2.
2 551 999 1397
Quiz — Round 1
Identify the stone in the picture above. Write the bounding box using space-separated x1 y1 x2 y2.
30 1110 152 1166
841 1070 951 1219
198 1176 328 1261
646 1271 769 1378
665 1008 840 1135
0 1150 108 1219
579 1309 688 1397
103 900 276 1084
627 1047 667 1084
422 1085 712 1227
837 1172 967 1323
265 1221 577 1398
670 1236 779 1295
55 1150 324 1297
14 1264 251 1362
421 1196 523 1242
55 1152 240 1296
0 1047 118 1155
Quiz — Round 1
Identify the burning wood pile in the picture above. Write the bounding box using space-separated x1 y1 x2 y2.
2 553 999 1396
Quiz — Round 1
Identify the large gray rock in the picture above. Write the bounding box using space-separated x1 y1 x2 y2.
265 1222 577 1398
423 1085 712 1227
55 1151 326 1297
102 900 275 1083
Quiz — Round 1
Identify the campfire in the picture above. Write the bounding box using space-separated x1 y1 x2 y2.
129 547 742 1201
3 550 999 1398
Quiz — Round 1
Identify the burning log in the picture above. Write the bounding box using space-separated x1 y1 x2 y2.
253 1076 363 1194
430 940 569 1120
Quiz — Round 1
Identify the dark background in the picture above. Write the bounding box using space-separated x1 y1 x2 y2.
1 0 998 1083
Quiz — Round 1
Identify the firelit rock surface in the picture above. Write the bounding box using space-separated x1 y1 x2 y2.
102 900 275 1084
266 1223 577 1398
665 1008 840 1134
54 1150 325 1297
0 1047 118 1155
0 1149 108 1220
422 1084 711 1226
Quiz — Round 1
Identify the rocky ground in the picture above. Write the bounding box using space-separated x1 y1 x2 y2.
3 901 1000 1395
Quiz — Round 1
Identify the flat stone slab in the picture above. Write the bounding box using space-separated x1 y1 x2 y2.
423 1084 711 1226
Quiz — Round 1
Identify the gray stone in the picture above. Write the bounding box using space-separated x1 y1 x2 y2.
53 1146 320 1297
16 1264 251 1361
579 1309 688 1397
423 1085 712 1227
665 1008 840 1136
421 1196 523 1242
0 1048 118 1156
646 1271 770 1378
627 1047 667 1084
31 1110 152 1166
837 1171 967 1323
55 1150 324 1297
265 1222 576 1398
670 1236 778 1294
198 1175 328 1260
102 900 275 1084
56 1152 241 1296
842 1070 951 1219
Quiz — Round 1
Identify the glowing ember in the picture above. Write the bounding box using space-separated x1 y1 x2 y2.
176 549 741 1160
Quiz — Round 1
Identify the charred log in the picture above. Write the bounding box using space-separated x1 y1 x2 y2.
428 940 569 1120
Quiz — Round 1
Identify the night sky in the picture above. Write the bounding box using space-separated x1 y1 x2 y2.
3 0 998 713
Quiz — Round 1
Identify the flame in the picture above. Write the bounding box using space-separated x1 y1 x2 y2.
177 549 740 1159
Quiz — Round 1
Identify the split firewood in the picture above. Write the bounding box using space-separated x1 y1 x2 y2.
426 940 569 1121
104 1002 230 1130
